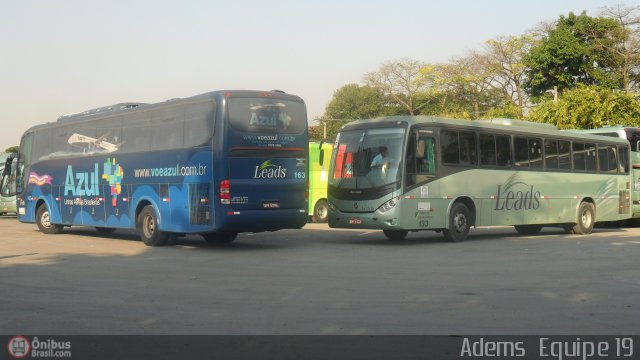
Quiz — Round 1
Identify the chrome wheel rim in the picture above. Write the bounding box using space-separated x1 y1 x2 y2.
317 206 327 219
581 209 592 227
143 215 156 238
453 212 467 233
41 210 51 228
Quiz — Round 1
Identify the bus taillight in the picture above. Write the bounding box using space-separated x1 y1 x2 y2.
220 179 231 205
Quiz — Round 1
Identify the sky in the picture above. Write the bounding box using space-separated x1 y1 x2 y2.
1 0 637 150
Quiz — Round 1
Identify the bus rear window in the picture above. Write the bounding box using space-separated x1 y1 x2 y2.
228 98 306 134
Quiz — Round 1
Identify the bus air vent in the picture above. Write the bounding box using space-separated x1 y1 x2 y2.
189 183 212 225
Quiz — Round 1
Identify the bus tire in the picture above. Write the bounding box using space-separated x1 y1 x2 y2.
572 202 595 235
383 229 408 241
203 232 237 243
312 199 329 223
95 227 116 234
514 225 542 234
36 204 63 234
443 202 470 242
137 205 168 246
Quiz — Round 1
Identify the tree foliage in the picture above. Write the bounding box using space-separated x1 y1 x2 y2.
363 58 433 115
308 118 352 142
528 85 640 129
323 7 640 130
4 146 18 153
433 54 507 119
482 35 533 114
523 11 626 100
597 5 640 92
324 84 386 120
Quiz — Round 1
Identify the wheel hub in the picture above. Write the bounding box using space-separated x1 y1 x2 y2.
453 212 467 233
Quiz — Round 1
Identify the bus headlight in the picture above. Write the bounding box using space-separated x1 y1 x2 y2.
378 196 400 213
327 200 337 211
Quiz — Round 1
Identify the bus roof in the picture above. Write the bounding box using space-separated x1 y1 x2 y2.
579 125 640 131
339 116 630 145
24 90 305 134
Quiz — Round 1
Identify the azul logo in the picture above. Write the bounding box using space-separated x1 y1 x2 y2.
254 160 287 179
64 163 100 196
250 113 277 128
494 183 541 211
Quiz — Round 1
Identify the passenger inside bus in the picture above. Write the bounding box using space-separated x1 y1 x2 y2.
406 136 435 186
370 146 389 183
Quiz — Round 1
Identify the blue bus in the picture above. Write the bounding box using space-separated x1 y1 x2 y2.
0 90 309 246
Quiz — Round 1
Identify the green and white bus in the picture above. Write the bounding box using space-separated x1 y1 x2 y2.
0 152 17 216
327 116 632 241
570 126 640 220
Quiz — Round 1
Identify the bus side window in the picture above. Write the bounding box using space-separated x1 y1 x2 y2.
558 141 571 170
122 112 151 153
496 135 511 167
417 138 435 175
618 146 629 174
406 135 435 186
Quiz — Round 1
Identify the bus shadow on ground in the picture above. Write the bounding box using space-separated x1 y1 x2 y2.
335 226 630 247
54 227 291 251
170 236 288 251
56 227 142 243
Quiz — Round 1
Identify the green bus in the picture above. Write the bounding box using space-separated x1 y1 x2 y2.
0 152 17 215
327 116 632 241
308 142 332 222
569 126 640 220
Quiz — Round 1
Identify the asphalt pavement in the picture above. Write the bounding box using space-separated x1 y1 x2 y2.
1 216 639 334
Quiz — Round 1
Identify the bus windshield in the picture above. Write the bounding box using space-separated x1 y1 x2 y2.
330 127 405 189
228 98 306 134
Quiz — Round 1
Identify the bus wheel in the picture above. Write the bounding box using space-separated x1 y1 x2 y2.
312 199 329 223
137 205 168 246
36 204 63 234
95 227 116 234
203 232 238 243
514 225 542 234
383 229 408 241
572 202 595 235
443 202 470 242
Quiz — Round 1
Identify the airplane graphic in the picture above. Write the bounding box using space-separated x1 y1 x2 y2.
68 133 120 153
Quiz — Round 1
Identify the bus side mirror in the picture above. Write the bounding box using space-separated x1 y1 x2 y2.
1 158 10 177
318 140 326 167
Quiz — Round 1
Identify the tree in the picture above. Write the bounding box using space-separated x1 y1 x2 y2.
433 54 506 119
363 59 434 115
4 146 18 153
523 11 626 100
598 5 640 92
482 35 534 115
308 117 351 142
528 84 640 129
324 84 386 120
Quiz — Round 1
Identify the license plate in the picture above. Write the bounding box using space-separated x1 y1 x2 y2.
349 218 362 225
262 202 280 209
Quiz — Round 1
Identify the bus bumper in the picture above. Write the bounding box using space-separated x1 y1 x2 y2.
328 207 403 230
218 209 308 232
